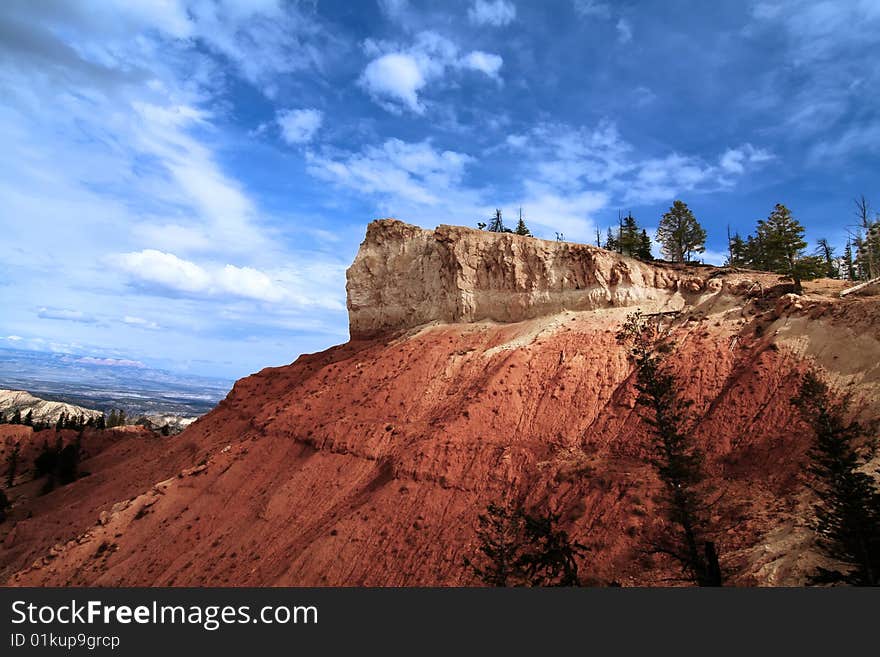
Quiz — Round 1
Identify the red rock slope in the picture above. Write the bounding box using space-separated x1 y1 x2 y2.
2 221 878 586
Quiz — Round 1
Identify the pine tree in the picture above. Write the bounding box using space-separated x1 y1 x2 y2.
843 240 855 281
0 489 9 523
57 434 81 485
793 371 880 585
618 213 641 257
34 439 56 479
23 411 33 427
465 502 587 586
854 196 878 280
656 200 706 263
513 209 531 236
743 233 767 270
755 203 825 292
5 441 20 488
616 312 722 586
488 209 505 233
11 409 21 425
727 232 747 267
637 229 653 260
815 239 838 278
605 227 619 252
108 410 118 428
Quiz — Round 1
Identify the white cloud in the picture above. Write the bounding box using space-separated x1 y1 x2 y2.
719 144 774 175
573 0 611 19
308 135 603 242
808 122 880 163
506 121 775 207
307 139 472 205
5 335 23 342
111 249 342 309
378 0 411 22
700 249 728 266
461 51 504 79
631 85 656 107
122 316 161 330
37 307 98 323
114 249 213 294
468 1 517 27
216 264 286 303
513 183 608 240
307 121 774 244
276 108 323 144
360 53 427 113
76 356 146 368
359 31 503 113
616 18 633 43
746 0 880 163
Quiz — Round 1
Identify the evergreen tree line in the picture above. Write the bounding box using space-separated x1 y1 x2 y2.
0 408 126 431
2 431 84 501
468 313 880 587
33 432 83 495
477 208 533 236
604 212 654 260
476 195 880 290
726 203 825 292
477 200 706 263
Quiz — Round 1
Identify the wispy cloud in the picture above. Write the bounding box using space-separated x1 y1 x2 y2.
37 308 98 324
468 1 517 27
307 121 772 242
122 316 161 331
276 108 324 144
746 0 880 163
506 121 773 209
616 18 633 44
307 138 474 206
573 1 611 19
76 356 145 368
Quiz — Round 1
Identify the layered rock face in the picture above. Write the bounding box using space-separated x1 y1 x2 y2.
2 221 878 587
346 219 722 337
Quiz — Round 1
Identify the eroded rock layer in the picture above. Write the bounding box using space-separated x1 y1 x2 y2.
347 219 727 337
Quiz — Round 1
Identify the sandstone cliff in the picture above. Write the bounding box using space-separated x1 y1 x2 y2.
347 219 730 337
1 221 877 587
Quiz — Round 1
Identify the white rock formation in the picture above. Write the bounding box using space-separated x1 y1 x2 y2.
346 219 725 337
0 389 102 424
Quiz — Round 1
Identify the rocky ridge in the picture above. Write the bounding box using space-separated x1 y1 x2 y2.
347 219 741 337
0 389 103 424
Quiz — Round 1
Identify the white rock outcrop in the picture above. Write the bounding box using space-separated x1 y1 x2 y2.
346 219 723 337
0 389 102 424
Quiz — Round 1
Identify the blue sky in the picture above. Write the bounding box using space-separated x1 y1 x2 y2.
1 0 878 380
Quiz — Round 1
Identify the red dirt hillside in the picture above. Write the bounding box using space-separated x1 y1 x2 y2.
2 220 878 586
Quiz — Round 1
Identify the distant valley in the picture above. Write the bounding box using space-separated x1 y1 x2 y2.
0 347 232 419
